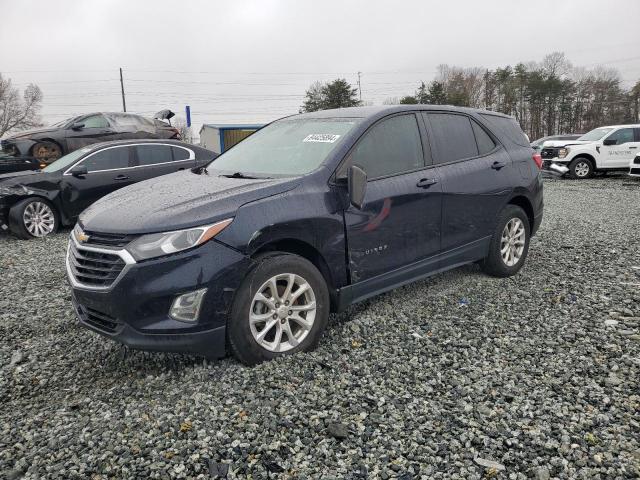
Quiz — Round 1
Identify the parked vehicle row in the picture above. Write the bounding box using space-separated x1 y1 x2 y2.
0 140 215 238
536 124 640 179
65 105 543 364
0 110 180 169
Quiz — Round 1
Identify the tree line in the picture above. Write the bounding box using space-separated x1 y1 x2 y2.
301 52 640 140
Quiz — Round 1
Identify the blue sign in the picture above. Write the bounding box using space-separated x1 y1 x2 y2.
185 105 191 128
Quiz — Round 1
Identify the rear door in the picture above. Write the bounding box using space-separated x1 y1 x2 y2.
423 112 513 258
600 128 638 168
341 113 442 284
60 145 136 218
133 144 196 180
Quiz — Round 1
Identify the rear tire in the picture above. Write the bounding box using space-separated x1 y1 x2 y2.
568 157 593 179
480 205 530 278
8 198 59 239
227 253 330 365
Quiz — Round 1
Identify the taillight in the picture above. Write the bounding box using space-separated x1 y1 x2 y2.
169 127 181 139
532 152 543 170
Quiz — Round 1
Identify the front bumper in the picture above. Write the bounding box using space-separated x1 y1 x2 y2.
542 159 569 176
67 235 251 358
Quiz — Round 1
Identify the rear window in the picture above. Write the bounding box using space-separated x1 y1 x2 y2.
479 114 529 147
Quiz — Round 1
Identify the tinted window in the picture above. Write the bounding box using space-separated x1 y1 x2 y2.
479 114 529 147
426 113 478 163
82 115 109 129
136 145 173 166
635 128 640 142
82 147 130 172
471 120 496 155
171 146 191 161
606 128 634 145
348 114 424 179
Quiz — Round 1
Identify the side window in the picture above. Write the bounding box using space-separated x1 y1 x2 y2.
81 115 109 129
171 146 191 161
606 128 634 145
135 145 174 166
82 147 131 172
471 120 496 155
347 114 424 179
635 128 640 142
425 113 478 163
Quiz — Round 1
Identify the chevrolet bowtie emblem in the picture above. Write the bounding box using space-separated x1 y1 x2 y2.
76 230 89 243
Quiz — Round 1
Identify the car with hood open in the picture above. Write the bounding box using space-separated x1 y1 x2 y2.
541 124 640 178
66 105 543 365
0 139 215 238
0 110 181 170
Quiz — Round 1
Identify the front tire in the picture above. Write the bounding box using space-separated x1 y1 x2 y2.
31 141 62 165
227 253 330 365
568 157 593 179
481 205 530 278
8 198 59 239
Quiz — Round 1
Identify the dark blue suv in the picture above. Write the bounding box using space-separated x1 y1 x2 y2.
66 106 543 365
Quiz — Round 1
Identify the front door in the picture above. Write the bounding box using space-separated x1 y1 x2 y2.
600 128 639 168
341 113 442 284
64 114 117 151
61 145 136 219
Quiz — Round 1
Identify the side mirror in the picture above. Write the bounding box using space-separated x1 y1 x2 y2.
348 165 367 209
603 138 617 146
70 164 88 177
71 122 85 130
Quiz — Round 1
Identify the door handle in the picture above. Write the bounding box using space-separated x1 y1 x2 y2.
417 178 438 188
491 161 506 170
114 175 130 181
630 146 638 149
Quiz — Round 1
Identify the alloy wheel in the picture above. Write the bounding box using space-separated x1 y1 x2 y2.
23 201 55 237
249 273 317 352
574 161 590 178
500 218 525 267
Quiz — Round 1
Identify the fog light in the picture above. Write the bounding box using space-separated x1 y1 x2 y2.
169 288 207 322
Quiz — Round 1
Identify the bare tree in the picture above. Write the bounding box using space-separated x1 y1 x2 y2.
0 74 43 137
172 116 192 143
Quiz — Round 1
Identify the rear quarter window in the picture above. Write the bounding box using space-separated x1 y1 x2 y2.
479 114 529 147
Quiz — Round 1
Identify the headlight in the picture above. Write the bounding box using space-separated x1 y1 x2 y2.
558 147 569 159
126 218 233 261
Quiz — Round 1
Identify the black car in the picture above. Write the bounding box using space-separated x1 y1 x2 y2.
0 139 215 238
67 105 543 365
0 111 180 168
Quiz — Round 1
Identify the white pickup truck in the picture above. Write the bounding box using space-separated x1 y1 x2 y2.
541 124 640 179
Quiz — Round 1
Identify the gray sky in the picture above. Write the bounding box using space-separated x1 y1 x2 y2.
2 0 639 136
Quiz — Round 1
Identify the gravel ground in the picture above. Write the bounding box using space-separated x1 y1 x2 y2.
1 175 639 479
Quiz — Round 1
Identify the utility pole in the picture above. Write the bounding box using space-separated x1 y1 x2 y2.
119 67 127 112
357 71 362 102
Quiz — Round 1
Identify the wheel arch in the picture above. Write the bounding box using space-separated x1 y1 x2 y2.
30 138 64 157
251 238 338 311
507 194 534 231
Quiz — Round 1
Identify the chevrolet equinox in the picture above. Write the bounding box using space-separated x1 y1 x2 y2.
66 106 543 365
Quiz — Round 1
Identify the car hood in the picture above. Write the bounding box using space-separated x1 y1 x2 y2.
5 127 60 140
542 140 591 148
80 170 301 234
0 169 43 182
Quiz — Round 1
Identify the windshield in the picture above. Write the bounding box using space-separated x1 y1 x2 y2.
43 147 91 172
578 127 614 141
210 118 361 176
50 116 78 128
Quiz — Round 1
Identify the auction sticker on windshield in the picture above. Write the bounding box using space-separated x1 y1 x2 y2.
303 134 341 143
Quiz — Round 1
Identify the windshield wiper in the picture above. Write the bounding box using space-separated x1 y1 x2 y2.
220 171 271 179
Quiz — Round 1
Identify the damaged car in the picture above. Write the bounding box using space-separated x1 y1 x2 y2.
67 105 543 365
0 139 215 238
0 110 181 169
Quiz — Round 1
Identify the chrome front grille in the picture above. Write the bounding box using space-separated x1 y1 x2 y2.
66 234 136 290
